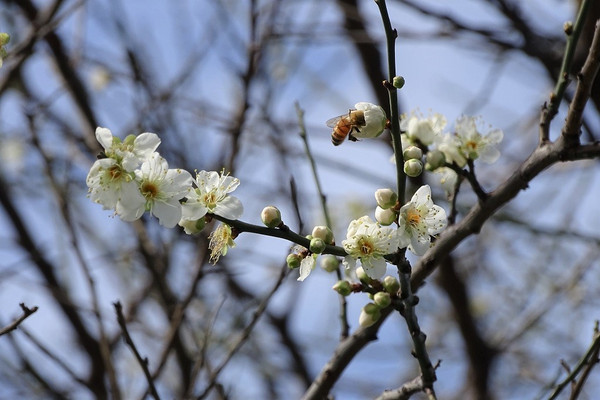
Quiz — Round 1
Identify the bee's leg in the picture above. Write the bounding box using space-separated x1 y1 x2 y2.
349 127 360 142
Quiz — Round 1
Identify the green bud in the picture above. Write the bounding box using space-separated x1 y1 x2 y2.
392 76 405 89
404 159 423 177
382 276 400 294
373 292 391 308
375 206 396 226
320 255 339 272
332 280 352 296
374 188 398 209
261 205 282 228
309 237 326 254
403 145 423 161
359 303 381 327
312 225 334 244
0 33 9 46
286 253 302 269
425 150 446 171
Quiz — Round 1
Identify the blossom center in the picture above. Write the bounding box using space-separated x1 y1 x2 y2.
108 165 123 181
465 140 478 151
358 237 375 256
406 208 422 227
141 181 159 199
203 191 218 208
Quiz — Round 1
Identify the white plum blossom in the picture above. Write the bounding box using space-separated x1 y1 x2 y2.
454 116 503 164
95 127 160 171
400 112 446 146
298 254 317 282
116 153 192 228
398 185 447 256
437 117 503 167
434 167 459 196
353 102 387 139
180 170 243 229
342 216 401 280
87 128 161 210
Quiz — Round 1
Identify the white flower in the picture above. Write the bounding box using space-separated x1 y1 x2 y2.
87 128 162 210
434 167 459 196
436 133 466 167
87 157 138 210
95 127 161 171
400 112 446 146
454 116 503 164
298 254 317 281
342 216 400 279
353 102 387 139
398 185 447 256
208 223 236 264
116 154 192 228
180 170 243 227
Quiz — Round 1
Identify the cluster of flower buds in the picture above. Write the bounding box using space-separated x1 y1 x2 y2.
283 220 339 281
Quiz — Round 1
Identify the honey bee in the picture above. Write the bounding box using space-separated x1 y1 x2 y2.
326 109 366 146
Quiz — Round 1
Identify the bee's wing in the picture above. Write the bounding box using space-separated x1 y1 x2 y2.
326 115 344 128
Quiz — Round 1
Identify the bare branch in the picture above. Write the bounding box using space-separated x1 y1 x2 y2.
0 303 38 337
114 302 161 400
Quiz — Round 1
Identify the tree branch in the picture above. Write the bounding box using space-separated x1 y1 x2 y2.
0 303 38 337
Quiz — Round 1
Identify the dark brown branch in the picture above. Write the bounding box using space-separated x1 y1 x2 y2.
0 303 38 336
114 301 161 400
301 307 394 400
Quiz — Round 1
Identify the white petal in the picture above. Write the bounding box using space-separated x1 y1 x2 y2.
134 132 161 155
412 185 432 207
214 196 243 219
361 258 387 280
95 127 113 150
152 200 182 228
297 256 315 281
409 236 430 256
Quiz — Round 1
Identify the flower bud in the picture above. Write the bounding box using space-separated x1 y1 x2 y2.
320 255 339 272
261 205 282 228
392 76 405 89
425 150 446 171
286 253 302 269
373 292 391 308
404 159 423 177
0 33 9 46
382 275 400 294
309 237 326 254
564 21 573 35
332 280 352 296
375 206 396 226
403 145 423 161
374 188 398 209
312 225 334 244
359 303 381 327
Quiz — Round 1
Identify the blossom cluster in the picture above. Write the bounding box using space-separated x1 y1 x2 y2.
399 112 503 194
86 128 243 260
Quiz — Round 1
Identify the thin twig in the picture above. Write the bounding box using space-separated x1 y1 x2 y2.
548 322 600 400
196 265 289 399
539 0 592 142
295 101 350 339
114 302 161 400
0 303 38 337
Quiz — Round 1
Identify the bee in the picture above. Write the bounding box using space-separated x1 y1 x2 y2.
326 109 366 146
